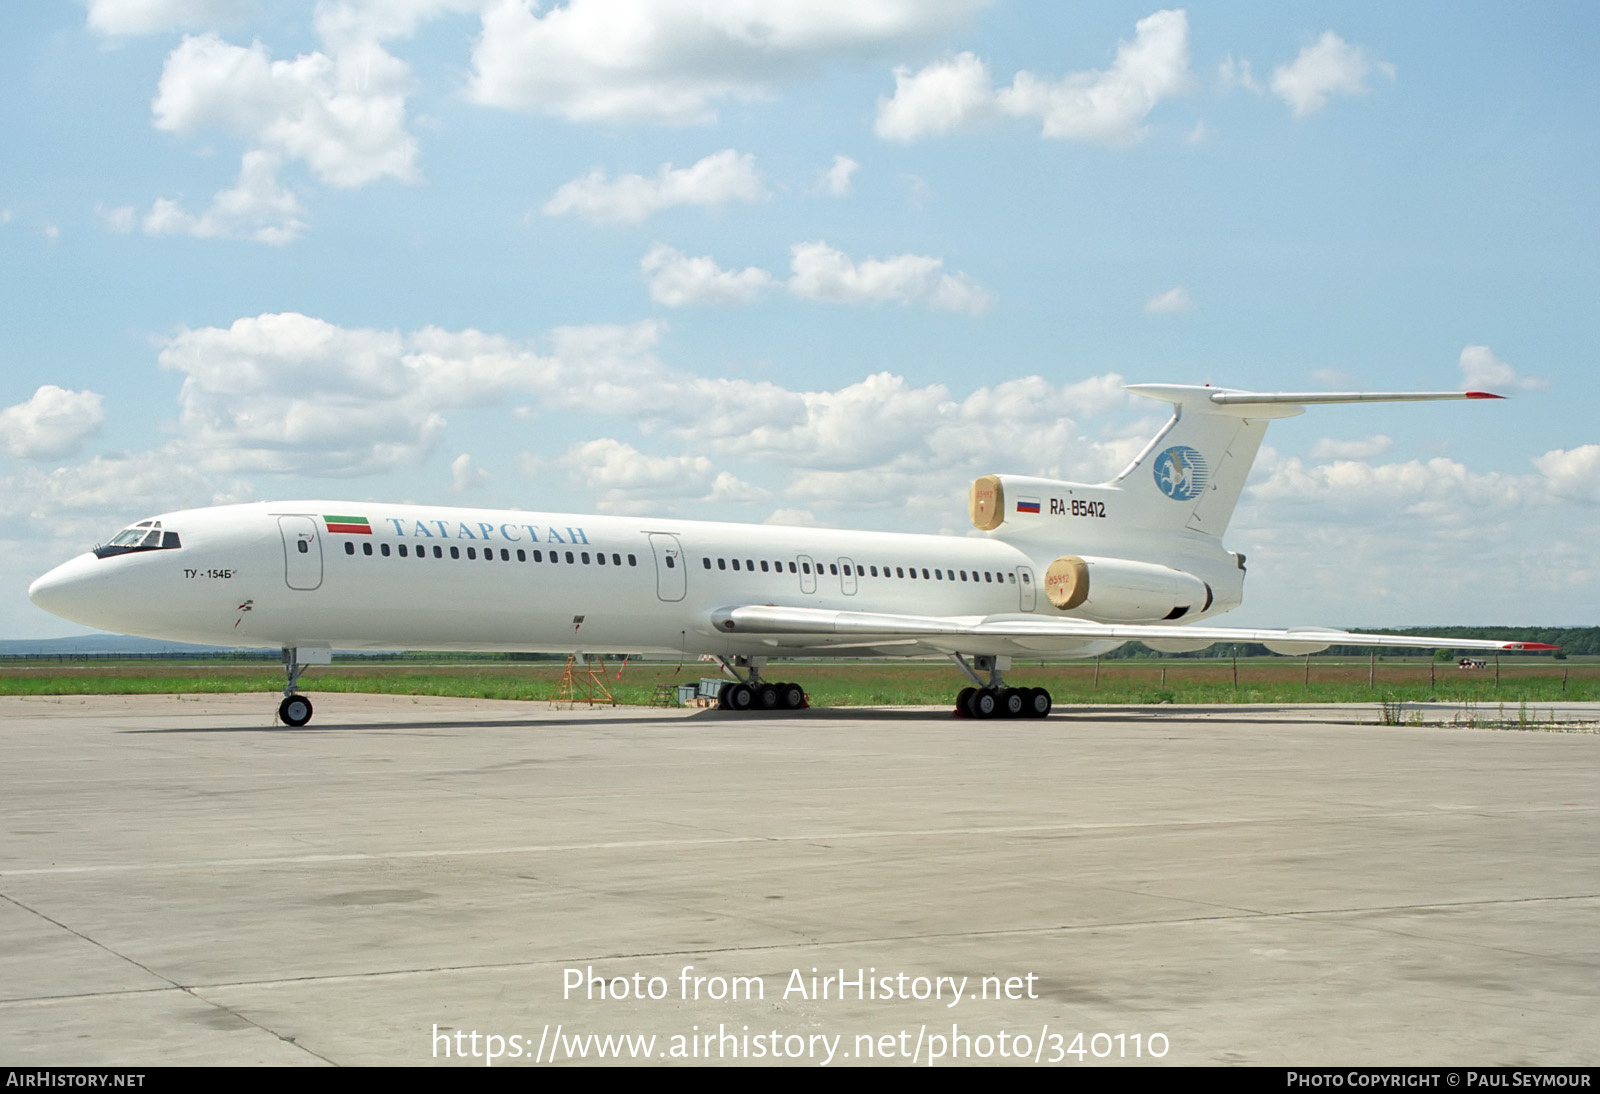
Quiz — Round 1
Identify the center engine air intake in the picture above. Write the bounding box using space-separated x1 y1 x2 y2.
969 475 1005 531
1043 555 1213 623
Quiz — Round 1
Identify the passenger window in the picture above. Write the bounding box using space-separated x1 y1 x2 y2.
565 551 575 564
612 554 621 565
746 559 754 571
381 543 390 557
628 554 637 566
581 552 590 564
718 558 727 570
344 541 354 555
788 562 796 573
517 549 526 562
298 541 309 554
451 546 460 559
732 559 741 571
467 547 476 560
501 549 510 561
398 544 408 557
665 556 674 568
433 546 443 558
896 567 904 578
703 558 711 569
760 560 769 572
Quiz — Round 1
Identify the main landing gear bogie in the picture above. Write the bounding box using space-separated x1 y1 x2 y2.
955 685 1052 720
951 654 1053 719
718 680 807 712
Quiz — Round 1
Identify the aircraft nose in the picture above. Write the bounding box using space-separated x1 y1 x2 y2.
29 554 107 627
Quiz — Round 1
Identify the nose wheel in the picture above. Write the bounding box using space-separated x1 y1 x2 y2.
278 694 314 727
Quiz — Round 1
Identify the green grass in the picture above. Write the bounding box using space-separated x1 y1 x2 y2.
1 656 1593 706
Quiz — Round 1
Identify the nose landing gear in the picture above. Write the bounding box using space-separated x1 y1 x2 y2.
276 646 329 726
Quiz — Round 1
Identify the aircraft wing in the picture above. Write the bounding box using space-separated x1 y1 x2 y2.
708 605 1558 657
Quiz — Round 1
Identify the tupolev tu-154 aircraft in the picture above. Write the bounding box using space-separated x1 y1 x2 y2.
28 383 1556 726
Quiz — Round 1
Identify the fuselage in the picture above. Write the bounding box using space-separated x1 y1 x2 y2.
28 499 1244 660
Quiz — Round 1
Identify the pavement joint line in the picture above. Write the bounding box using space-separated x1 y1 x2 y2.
0 891 337 1064
3 804 1593 879
1 892 1592 1008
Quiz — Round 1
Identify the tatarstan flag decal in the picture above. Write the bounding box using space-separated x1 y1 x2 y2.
324 515 372 534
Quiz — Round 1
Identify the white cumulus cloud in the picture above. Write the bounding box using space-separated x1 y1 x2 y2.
1534 446 1600 504
1143 285 1193 314
641 245 774 307
1457 345 1547 393
0 386 107 460
468 0 986 125
86 0 252 37
543 149 767 225
786 241 993 314
450 452 489 493
143 150 307 245
152 32 419 189
818 154 860 197
1270 31 1394 118
875 10 1190 145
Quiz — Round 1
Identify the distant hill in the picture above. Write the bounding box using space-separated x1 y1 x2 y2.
0 635 259 657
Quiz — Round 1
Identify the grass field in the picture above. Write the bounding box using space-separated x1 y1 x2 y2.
1 655 1593 707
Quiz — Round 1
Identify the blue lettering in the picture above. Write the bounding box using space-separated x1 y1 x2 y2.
431 521 450 538
478 522 496 541
547 528 565 543
567 526 589 544
414 522 435 538
457 524 477 539
522 524 540 541
499 524 521 542
386 518 406 535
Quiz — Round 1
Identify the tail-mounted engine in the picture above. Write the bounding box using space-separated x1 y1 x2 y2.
1043 555 1213 623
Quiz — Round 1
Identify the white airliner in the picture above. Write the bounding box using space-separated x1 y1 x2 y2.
28 383 1555 725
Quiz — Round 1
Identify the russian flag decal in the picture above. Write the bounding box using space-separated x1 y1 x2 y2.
1016 498 1041 514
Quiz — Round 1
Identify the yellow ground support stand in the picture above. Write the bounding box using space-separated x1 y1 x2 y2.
551 654 617 708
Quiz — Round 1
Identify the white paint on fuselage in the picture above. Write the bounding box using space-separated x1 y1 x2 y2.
29 500 1241 659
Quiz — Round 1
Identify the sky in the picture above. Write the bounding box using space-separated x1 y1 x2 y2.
2 0 1596 639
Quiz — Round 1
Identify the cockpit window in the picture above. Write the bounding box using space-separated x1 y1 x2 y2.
94 520 182 559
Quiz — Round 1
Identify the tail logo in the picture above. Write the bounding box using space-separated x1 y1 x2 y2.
1154 446 1208 501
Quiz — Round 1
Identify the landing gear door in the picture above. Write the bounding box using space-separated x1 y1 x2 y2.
648 533 686 602
278 516 322 591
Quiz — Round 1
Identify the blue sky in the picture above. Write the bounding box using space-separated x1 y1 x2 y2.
3 1 1596 638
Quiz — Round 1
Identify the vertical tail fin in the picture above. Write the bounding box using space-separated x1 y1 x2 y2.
1112 385 1503 538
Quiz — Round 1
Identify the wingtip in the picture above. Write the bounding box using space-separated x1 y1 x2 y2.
1465 391 1506 399
1501 642 1560 650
